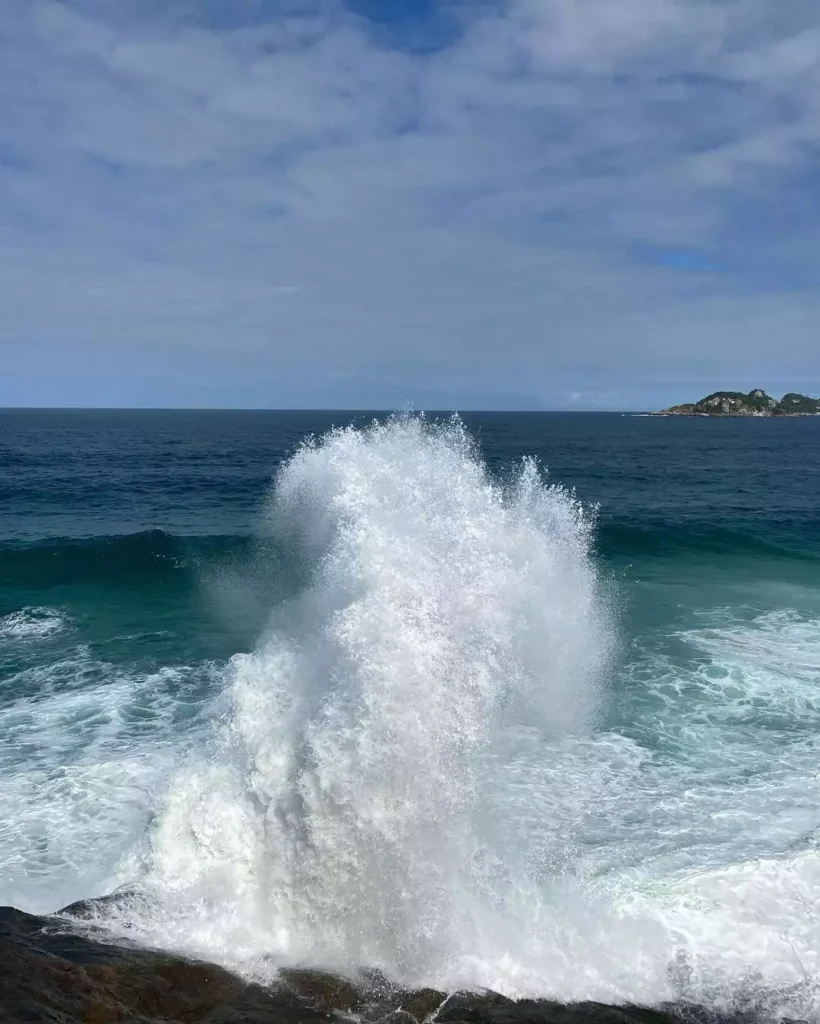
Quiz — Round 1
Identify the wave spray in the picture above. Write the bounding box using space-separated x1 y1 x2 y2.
115 416 613 990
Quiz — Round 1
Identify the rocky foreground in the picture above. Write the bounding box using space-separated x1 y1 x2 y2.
653 390 820 417
0 904 808 1024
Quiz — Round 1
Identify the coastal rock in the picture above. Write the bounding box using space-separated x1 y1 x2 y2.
436 990 751 1023
0 904 803 1024
653 390 820 417
660 404 696 416
778 393 820 414
0 905 325 1024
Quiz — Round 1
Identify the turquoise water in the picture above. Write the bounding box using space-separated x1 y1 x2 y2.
2 410 820 1017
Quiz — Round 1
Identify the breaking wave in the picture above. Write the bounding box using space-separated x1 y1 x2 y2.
72 416 820 1020
103 416 611 984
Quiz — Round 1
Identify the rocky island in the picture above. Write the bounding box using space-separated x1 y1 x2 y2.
653 389 820 417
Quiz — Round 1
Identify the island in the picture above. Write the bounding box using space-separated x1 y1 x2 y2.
653 389 820 417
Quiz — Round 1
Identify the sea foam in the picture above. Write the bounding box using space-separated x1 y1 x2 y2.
0 607 66 641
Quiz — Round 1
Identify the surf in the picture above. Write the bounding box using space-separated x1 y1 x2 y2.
60 415 820 1020
94 415 610 981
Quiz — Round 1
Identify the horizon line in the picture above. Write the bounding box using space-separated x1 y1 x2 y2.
0 405 642 414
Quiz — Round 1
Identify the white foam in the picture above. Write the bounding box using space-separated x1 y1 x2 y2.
0 607 66 641
101 415 612 985
0 652 220 914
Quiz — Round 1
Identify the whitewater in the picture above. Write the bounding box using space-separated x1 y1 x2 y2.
3 413 820 1021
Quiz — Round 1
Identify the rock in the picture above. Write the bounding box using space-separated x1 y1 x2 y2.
0 906 326 1024
435 992 761 1024
694 391 778 416
0 904 802 1024
776 393 820 415
660 404 697 416
276 968 445 1020
278 967 365 1010
403 989 451 1021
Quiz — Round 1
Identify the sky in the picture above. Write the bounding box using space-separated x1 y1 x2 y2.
1 0 819 410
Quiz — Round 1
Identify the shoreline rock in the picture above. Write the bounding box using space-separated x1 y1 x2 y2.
0 904 808 1024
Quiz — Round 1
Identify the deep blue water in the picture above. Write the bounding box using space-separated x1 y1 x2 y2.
5 409 820 543
2 410 820 1015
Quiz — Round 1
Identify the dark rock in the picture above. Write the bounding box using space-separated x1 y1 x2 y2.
278 968 364 1010
438 991 671 1023
0 905 800 1024
276 968 445 1020
401 988 449 1021
435 992 762 1024
0 906 326 1024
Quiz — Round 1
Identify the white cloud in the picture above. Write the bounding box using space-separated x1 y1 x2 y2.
1 0 819 407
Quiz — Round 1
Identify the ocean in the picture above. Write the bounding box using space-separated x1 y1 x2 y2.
2 409 820 1019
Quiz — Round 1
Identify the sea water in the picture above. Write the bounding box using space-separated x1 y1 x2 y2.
2 409 820 1019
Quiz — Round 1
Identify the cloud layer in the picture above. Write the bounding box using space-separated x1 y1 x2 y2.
2 0 819 408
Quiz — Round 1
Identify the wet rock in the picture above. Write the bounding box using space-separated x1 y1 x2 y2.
437 991 676 1024
278 968 364 1011
435 992 764 1024
0 906 326 1024
275 967 445 1020
400 988 449 1021
0 905 800 1024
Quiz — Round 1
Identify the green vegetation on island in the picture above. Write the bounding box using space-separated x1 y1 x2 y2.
655 389 820 417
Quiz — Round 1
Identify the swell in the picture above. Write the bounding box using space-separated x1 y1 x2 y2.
0 531 261 587
4 520 816 592
599 522 820 562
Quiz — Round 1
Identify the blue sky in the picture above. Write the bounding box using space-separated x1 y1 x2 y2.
1 0 819 409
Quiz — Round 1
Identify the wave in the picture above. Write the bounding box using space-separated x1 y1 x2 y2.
0 649 222 915
3 521 814 595
0 607 66 640
26 414 820 1018
599 522 820 562
0 531 256 587
92 414 614 990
